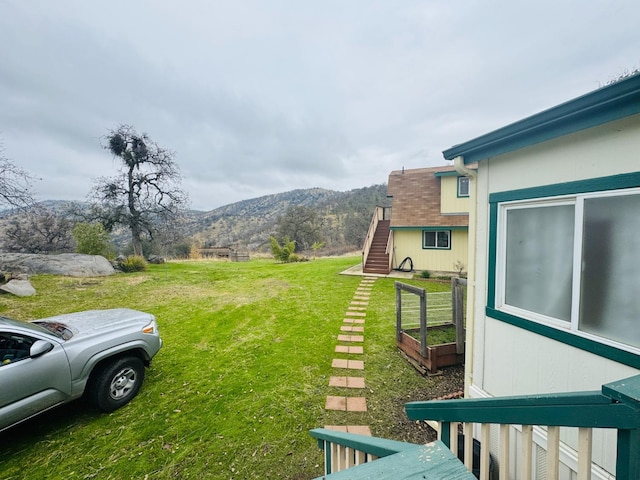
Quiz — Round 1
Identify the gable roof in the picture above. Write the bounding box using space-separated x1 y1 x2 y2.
387 165 468 228
443 73 640 164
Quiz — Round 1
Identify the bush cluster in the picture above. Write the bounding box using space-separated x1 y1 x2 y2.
117 255 148 272
419 270 431 279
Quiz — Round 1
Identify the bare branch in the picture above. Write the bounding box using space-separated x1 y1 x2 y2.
0 142 36 209
89 125 189 256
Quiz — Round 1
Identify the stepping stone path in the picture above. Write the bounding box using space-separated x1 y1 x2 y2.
324 276 377 437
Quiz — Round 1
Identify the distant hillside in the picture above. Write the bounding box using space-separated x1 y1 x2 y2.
0 185 390 255
184 185 389 252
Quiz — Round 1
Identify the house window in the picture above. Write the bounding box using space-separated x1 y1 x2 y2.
423 230 451 249
458 176 470 197
495 188 640 351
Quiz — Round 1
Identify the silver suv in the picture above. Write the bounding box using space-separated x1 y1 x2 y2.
0 308 162 432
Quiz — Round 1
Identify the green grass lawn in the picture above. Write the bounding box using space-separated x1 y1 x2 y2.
0 257 458 479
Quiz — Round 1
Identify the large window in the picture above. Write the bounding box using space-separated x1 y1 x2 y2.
495 188 640 352
423 230 451 249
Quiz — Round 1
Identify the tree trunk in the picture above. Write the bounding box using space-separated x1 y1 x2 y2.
131 225 143 257
127 164 143 257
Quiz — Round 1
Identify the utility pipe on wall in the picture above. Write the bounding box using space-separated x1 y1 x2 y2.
453 156 477 398
454 155 477 178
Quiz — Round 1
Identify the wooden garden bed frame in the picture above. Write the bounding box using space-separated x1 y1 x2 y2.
395 278 466 372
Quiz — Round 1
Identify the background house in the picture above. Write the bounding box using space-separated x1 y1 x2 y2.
384 166 470 275
444 73 640 479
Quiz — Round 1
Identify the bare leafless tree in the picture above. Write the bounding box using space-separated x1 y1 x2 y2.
87 125 188 257
1 205 75 253
0 141 35 209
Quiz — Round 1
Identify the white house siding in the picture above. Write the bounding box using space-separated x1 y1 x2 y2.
440 176 470 214
392 229 468 273
470 114 640 477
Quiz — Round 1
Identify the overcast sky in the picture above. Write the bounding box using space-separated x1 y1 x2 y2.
1 1 638 211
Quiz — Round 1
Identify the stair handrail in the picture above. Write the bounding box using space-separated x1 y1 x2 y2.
405 374 640 479
362 205 388 269
309 428 420 476
385 227 394 271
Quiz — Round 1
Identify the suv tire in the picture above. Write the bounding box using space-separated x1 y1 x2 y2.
88 356 145 412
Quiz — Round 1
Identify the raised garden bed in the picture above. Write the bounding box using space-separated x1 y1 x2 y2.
395 279 466 373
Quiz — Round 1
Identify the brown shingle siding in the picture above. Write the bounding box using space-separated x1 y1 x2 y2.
387 166 469 228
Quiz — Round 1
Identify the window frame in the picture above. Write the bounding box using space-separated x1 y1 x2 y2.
457 176 470 197
495 197 576 330
422 229 451 250
487 171 640 368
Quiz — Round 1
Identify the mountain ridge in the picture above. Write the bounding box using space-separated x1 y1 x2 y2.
1 185 390 255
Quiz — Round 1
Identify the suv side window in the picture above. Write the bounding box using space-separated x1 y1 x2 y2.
0 332 35 366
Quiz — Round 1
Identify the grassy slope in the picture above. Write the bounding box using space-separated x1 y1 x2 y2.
0 258 456 479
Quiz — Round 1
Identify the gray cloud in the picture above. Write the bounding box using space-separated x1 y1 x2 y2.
1 0 639 210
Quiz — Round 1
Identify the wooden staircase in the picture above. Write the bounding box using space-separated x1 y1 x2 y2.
363 220 390 274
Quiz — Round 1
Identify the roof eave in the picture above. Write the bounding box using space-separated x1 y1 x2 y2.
443 74 640 164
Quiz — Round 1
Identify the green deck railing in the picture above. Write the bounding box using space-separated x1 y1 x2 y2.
405 374 640 479
311 374 640 479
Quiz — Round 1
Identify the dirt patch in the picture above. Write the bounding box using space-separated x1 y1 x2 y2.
382 364 465 444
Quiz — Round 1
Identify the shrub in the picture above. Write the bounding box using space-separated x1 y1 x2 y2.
73 222 114 258
117 255 148 272
420 270 431 279
270 236 297 263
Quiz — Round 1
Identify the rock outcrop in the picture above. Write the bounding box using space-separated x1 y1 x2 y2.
0 253 116 277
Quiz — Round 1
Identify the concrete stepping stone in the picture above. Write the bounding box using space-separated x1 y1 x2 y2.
325 396 367 412
332 359 364 370
340 325 364 333
335 345 364 354
329 376 365 388
343 318 365 324
337 334 364 342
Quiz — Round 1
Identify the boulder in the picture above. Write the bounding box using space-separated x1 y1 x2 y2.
0 253 116 277
0 279 36 297
147 255 165 264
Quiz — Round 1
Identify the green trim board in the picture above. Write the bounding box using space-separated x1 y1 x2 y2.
434 170 477 177
486 172 640 368
602 374 640 408
406 376 640 427
489 171 640 204
442 74 640 165
310 428 417 459
486 203 498 309
391 226 468 231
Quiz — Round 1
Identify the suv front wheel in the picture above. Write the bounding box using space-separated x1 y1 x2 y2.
87 356 145 412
